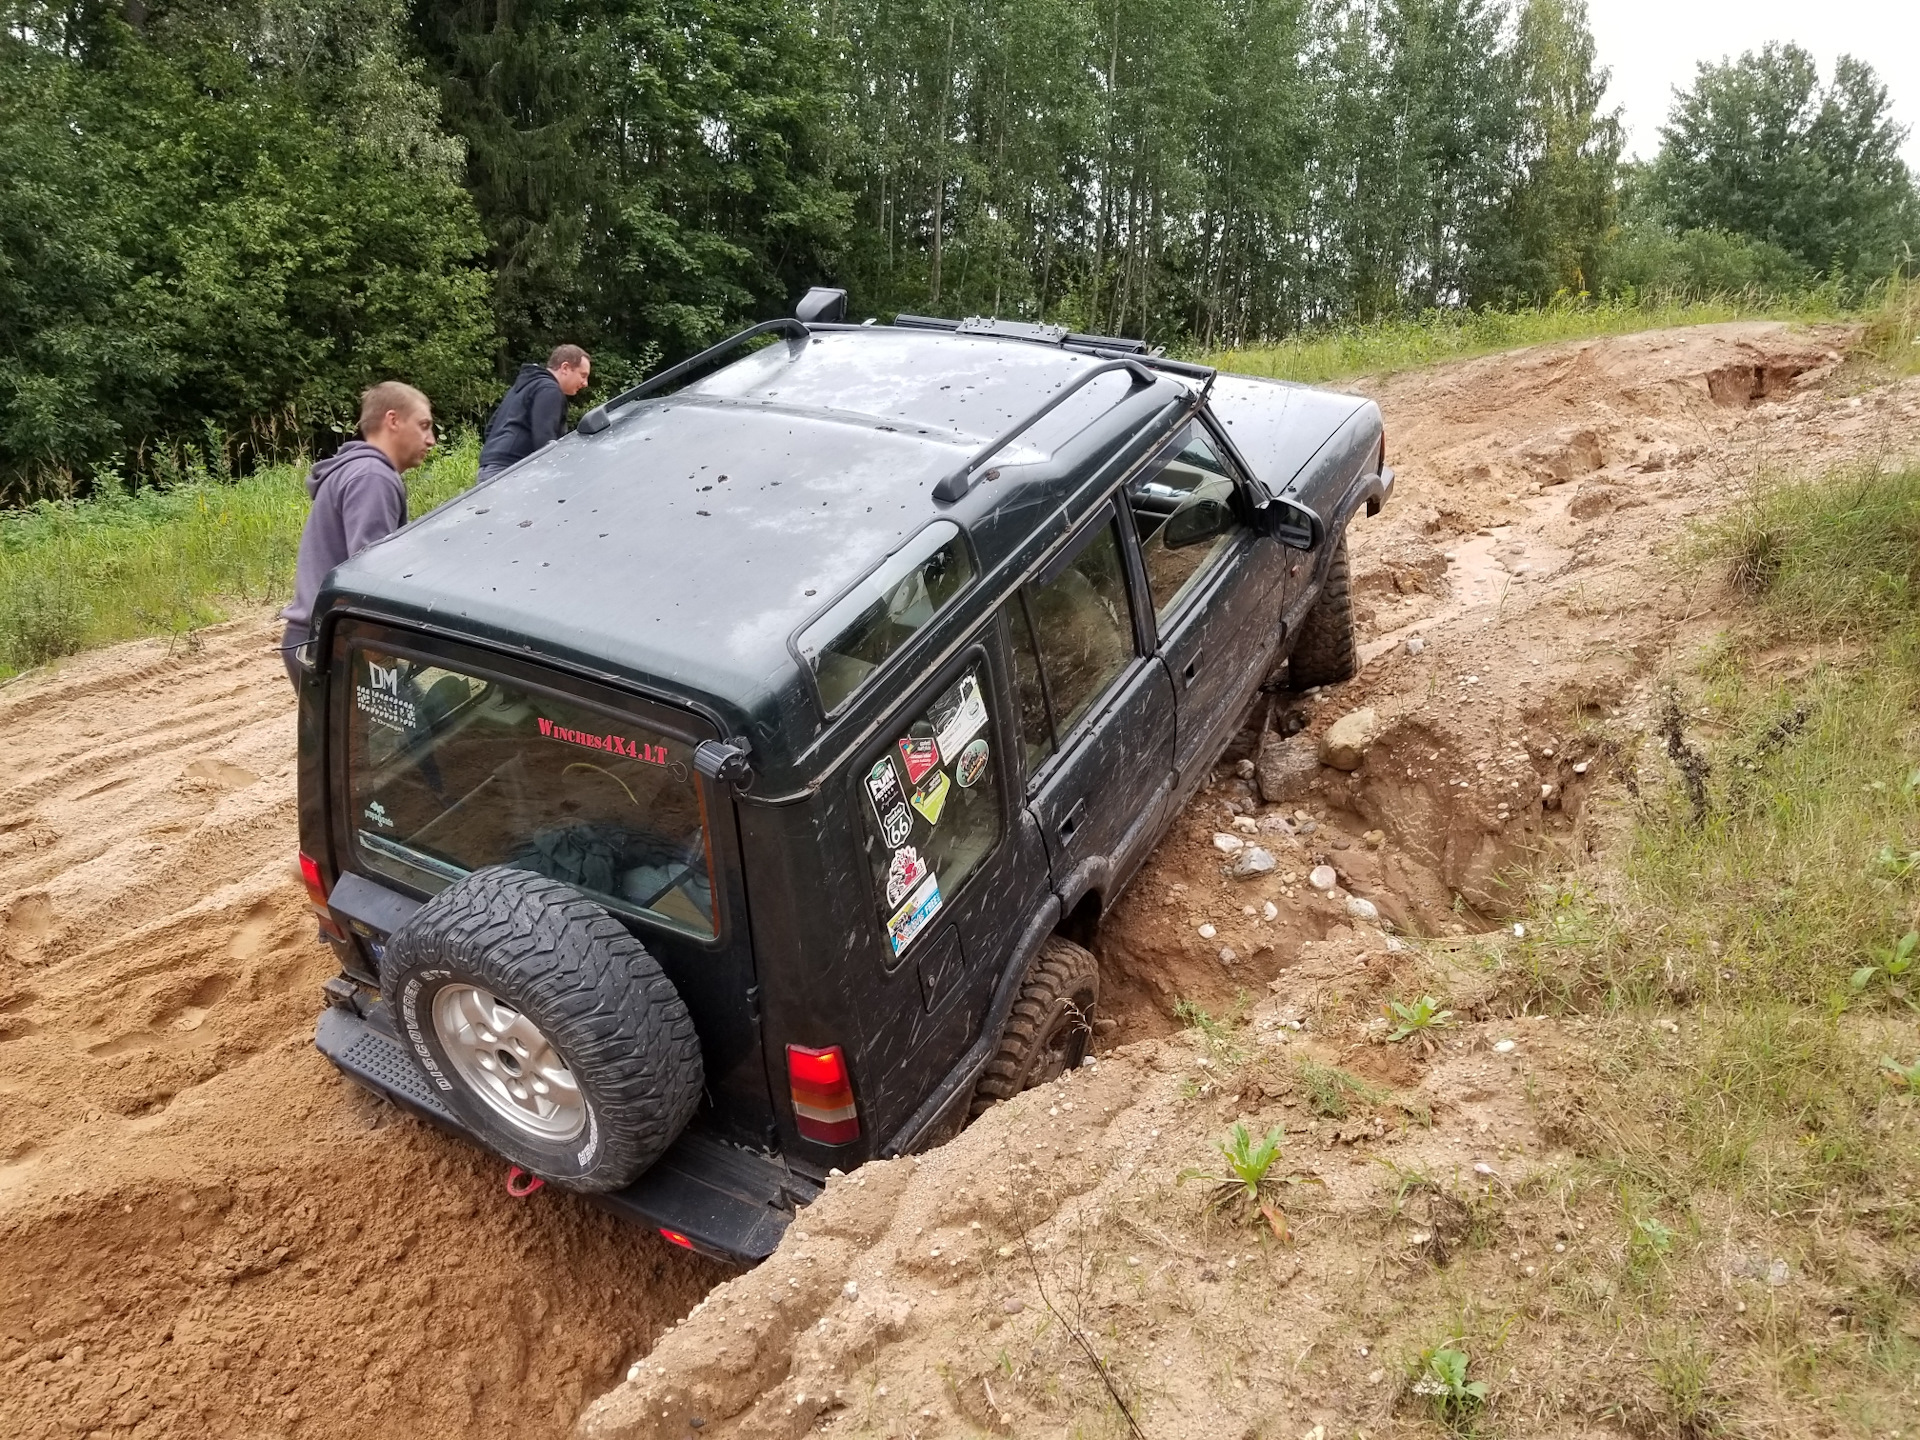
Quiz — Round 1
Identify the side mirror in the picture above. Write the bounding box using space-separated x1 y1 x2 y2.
795 287 848 324
1162 497 1233 550
1263 498 1323 551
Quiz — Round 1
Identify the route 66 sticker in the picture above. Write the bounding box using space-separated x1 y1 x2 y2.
880 803 912 849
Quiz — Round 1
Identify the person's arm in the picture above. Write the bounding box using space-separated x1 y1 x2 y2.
529 378 568 447
339 469 408 557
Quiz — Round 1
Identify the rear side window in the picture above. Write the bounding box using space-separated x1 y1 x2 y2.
856 661 1002 958
345 647 718 938
798 521 974 713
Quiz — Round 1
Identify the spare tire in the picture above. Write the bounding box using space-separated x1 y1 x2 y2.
382 865 702 1192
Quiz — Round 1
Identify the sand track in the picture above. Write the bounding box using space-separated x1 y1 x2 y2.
1 321 1911 1439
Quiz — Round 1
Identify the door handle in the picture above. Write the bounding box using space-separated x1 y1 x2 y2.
1058 797 1087 841
1182 649 1205 687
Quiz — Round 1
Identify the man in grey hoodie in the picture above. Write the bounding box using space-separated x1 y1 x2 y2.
279 381 436 687
477 344 592 482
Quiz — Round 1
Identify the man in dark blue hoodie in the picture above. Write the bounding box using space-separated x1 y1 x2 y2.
279 381 436 687
477 344 592 482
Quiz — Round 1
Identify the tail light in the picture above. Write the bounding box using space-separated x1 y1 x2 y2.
298 852 346 942
659 1228 696 1250
786 1044 860 1144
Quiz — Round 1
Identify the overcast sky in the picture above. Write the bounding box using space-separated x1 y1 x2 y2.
1585 0 1920 169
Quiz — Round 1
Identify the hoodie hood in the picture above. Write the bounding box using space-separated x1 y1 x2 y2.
307 439 392 498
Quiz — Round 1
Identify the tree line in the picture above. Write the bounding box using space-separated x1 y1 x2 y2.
1 0 1913 503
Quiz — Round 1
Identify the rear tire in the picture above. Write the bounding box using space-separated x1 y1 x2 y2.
382 865 703 1192
971 936 1098 1116
1287 530 1357 688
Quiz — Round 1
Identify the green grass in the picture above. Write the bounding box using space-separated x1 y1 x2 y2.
1501 461 1920 1425
1204 290 1850 385
0 434 478 679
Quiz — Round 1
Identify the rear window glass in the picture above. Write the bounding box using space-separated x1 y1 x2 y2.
345 647 717 938
798 521 973 712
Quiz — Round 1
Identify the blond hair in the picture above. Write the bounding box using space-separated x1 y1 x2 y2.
357 381 430 436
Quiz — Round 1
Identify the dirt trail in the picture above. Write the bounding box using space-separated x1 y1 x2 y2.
1 322 1912 1439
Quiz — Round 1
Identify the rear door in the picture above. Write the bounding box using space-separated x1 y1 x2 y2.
840 639 1052 1146
1006 504 1177 901
1124 420 1288 793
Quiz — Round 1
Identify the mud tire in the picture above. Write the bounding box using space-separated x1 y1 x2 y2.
1287 530 1357 688
970 936 1098 1116
381 865 703 1192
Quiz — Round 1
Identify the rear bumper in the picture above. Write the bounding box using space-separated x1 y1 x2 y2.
315 1003 814 1263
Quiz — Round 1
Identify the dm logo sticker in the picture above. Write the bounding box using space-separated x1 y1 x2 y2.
884 845 927 907
954 738 990 788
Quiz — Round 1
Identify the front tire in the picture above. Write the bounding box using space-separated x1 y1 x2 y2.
382 866 703 1192
971 936 1099 1116
1288 530 1357 688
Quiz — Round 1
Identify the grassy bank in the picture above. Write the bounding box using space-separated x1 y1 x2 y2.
0 436 478 679
1207 290 1854 384
1501 462 1920 1433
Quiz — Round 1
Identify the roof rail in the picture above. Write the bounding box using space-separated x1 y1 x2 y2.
893 312 1152 356
931 357 1161 504
577 318 808 436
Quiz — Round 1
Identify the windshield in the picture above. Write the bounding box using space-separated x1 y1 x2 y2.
345 645 717 938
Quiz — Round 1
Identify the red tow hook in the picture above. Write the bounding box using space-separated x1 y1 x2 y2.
504 1165 546 1198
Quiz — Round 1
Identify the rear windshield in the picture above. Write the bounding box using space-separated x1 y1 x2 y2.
344 645 717 938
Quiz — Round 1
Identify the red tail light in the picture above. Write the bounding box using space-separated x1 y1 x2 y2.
298 852 346 941
659 1228 695 1250
787 1043 860 1144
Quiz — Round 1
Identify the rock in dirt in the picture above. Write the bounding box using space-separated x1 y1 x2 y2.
1228 846 1276 879
1344 896 1381 922
1308 864 1338 891
1317 707 1380 771
1256 730 1320 804
1212 832 1245 854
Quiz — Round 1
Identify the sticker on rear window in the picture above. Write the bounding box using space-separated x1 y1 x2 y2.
886 872 943 956
910 769 951 826
357 662 418 733
536 716 668 765
897 734 939 785
931 673 988 762
885 845 927 907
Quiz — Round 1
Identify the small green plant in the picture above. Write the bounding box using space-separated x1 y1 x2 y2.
1295 1058 1384 1117
1850 929 1918 1008
1386 994 1453 1049
1178 1121 1320 1236
1630 1215 1675 1265
1172 995 1249 1064
1880 1055 1920 1092
1409 1344 1488 1426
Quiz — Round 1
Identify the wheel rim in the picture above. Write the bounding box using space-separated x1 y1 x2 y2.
432 984 587 1143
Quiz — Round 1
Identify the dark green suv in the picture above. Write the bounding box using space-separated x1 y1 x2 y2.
296 292 1391 1261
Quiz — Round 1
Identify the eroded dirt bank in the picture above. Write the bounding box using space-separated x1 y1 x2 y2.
1 322 1911 1438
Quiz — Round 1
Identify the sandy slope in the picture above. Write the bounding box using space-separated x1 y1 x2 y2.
0 321 1911 1439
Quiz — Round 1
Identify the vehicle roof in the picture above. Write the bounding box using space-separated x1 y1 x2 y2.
321 328 1189 758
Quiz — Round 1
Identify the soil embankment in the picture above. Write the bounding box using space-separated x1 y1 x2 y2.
2 321 1910 1438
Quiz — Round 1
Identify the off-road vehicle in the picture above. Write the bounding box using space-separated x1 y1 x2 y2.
297 289 1391 1261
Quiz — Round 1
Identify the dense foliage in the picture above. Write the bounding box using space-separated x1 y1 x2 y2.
1 1 1914 504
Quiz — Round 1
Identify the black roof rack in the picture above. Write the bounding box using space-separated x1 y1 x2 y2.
930 357 1164 504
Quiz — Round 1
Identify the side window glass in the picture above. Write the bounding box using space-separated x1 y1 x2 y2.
1024 518 1134 742
858 663 1002 958
1126 423 1246 622
1006 600 1054 773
